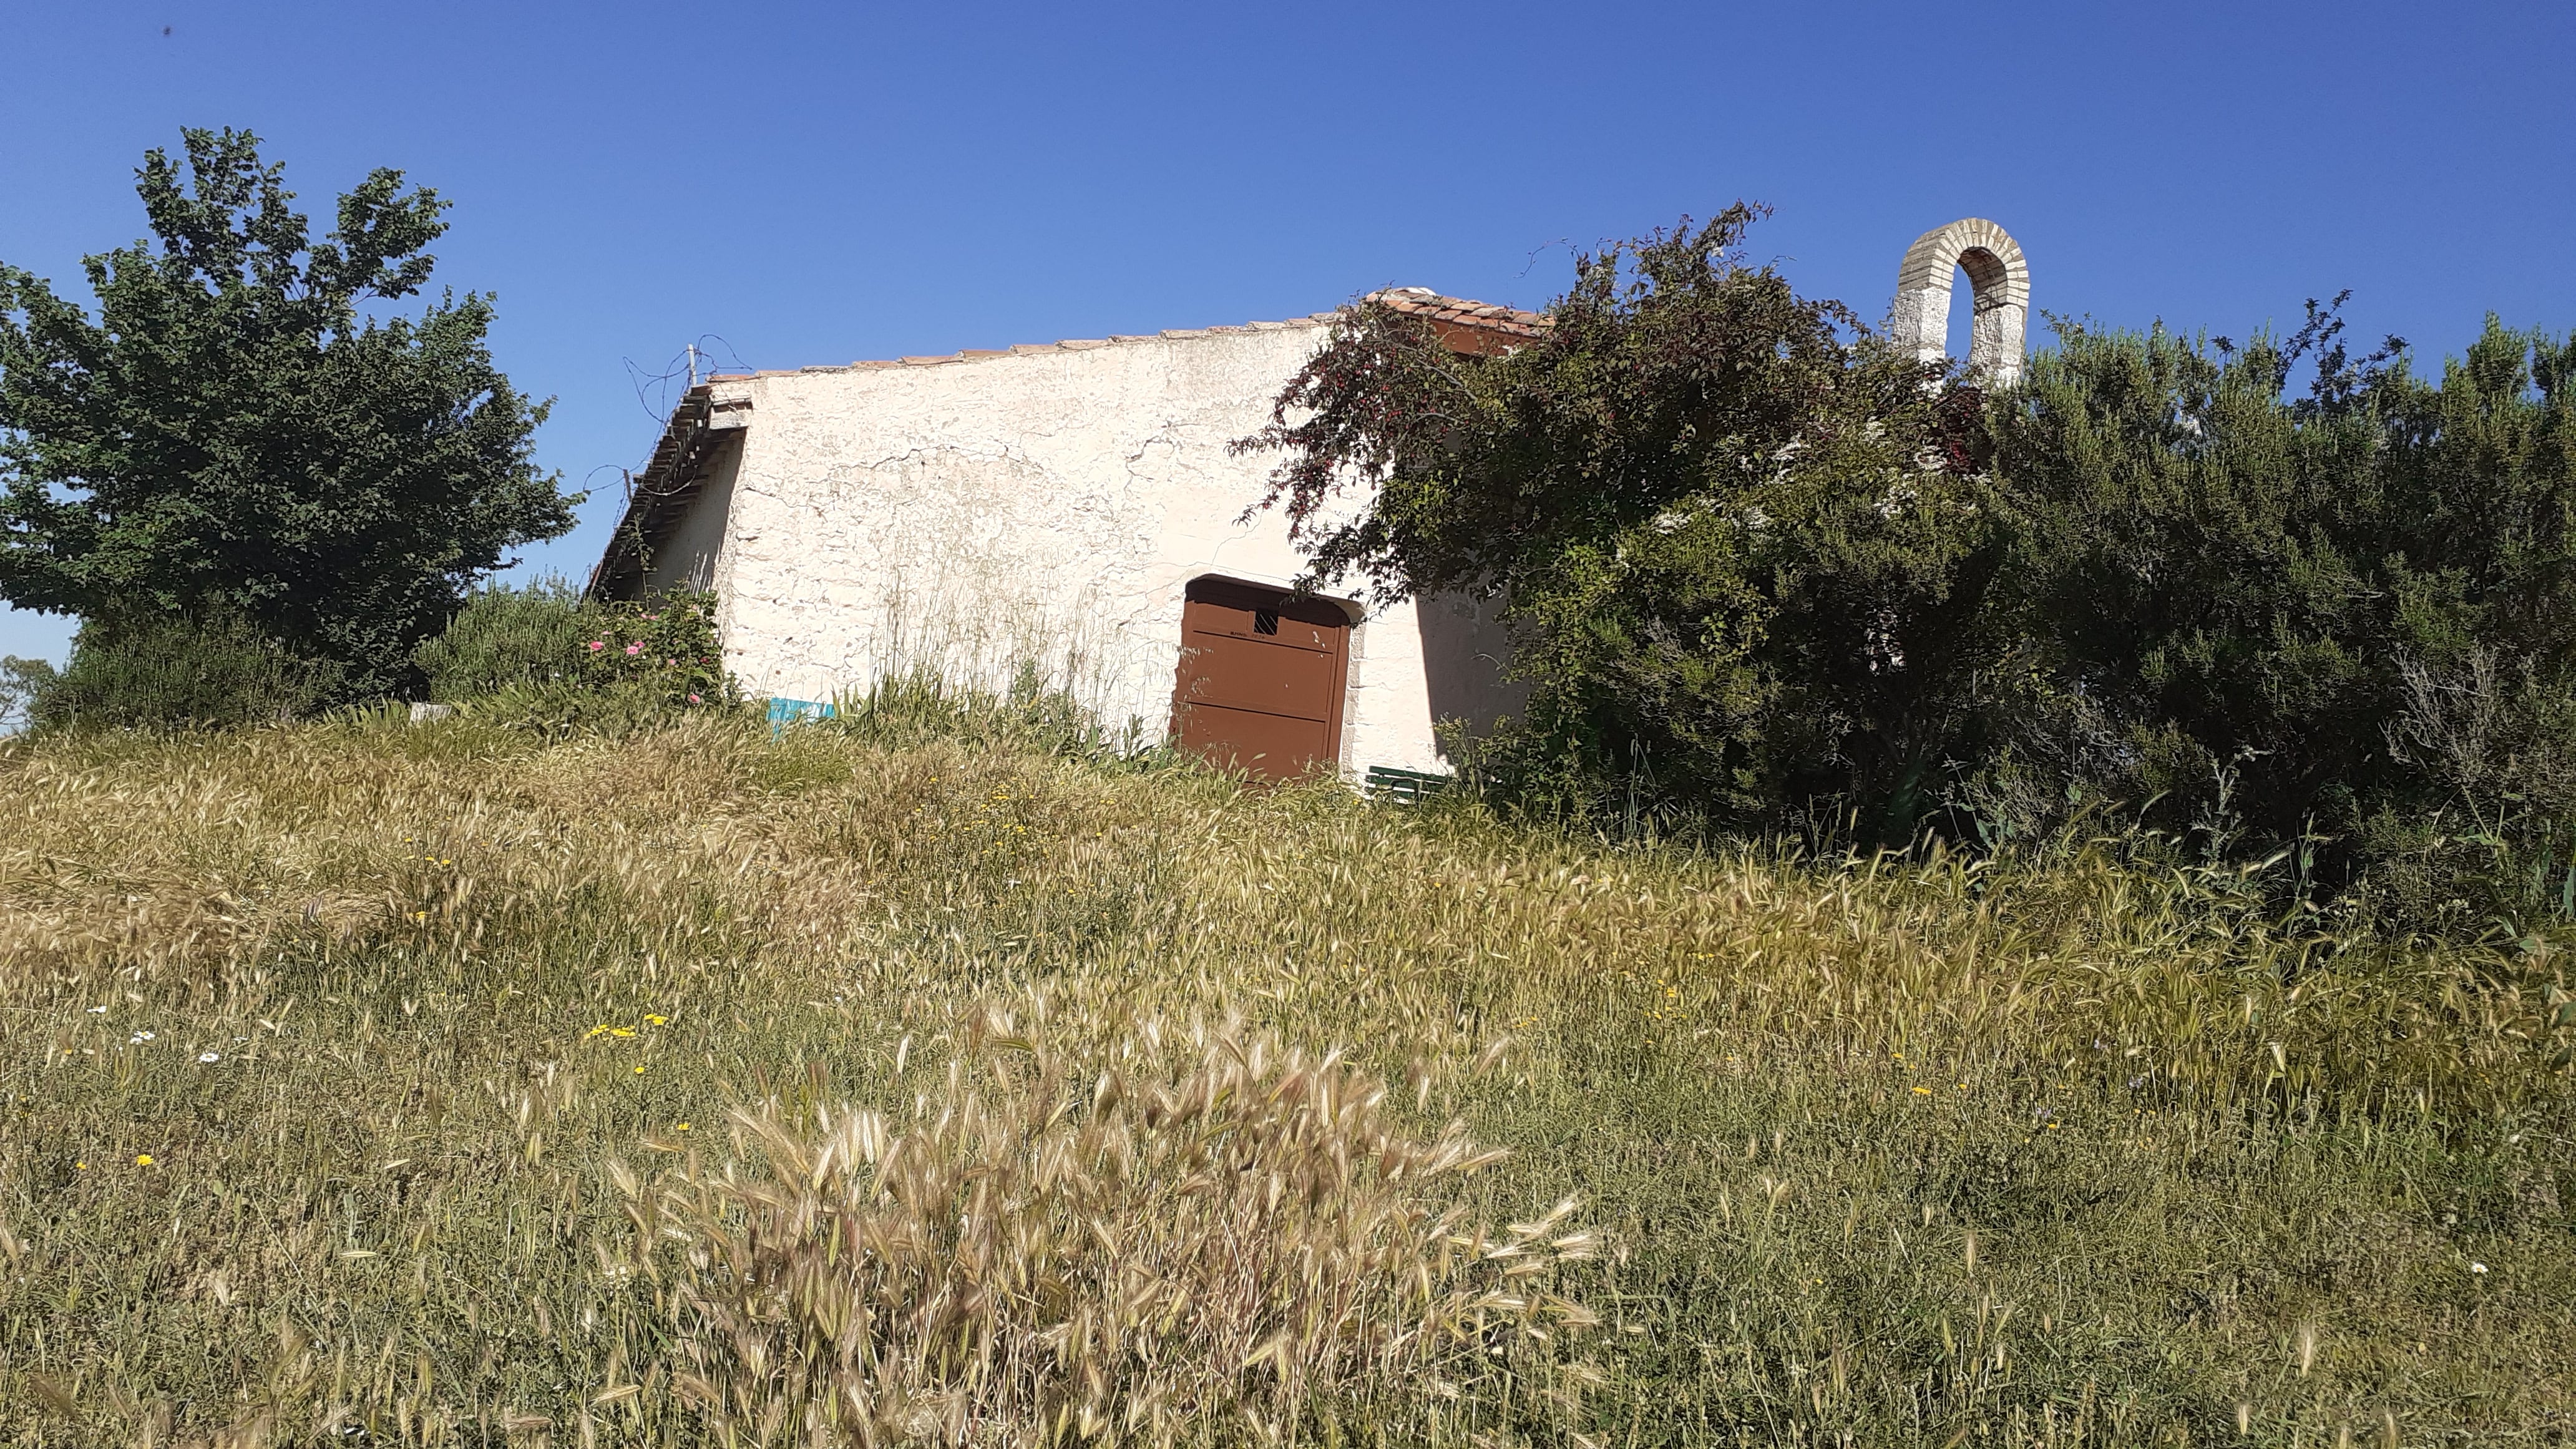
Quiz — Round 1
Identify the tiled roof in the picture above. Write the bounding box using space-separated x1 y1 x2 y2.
1368 286 1547 356
708 289 1545 381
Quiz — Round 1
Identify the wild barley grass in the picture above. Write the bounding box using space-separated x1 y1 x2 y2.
649 1007 1590 1445
0 708 2568 1445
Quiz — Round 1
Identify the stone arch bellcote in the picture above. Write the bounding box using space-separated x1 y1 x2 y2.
1888 218 2029 386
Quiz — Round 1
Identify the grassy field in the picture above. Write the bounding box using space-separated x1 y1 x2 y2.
1 701 2570 1446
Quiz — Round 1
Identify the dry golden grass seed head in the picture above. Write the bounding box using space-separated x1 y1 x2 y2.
652 1006 1598 1443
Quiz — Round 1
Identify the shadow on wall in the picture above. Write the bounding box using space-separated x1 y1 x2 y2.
637 434 743 597
1417 592 1528 756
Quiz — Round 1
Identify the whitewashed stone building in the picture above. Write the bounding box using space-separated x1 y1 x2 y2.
591 218 2026 784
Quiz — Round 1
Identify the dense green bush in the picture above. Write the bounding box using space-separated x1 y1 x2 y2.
1247 209 2576 922
564 591 730 706
6 585 736 736
411 583 736 732
1242 206 1997 840
412 580 593 700
1971 310 2576 922
28 610 343 730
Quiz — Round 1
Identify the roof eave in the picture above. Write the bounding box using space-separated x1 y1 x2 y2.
587 384 723 601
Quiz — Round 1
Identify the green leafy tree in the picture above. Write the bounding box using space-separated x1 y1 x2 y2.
0 128 575 703
0 654 53 732
1240 206 1999 836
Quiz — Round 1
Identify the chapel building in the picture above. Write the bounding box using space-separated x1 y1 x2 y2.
590 219 2028 785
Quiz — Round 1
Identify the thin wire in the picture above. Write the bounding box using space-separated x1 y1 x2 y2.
622 333 754 427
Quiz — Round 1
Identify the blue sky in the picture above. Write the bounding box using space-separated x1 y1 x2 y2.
4 0 2571 666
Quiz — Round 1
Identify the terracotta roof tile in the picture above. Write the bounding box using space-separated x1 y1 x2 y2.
1364 287 1547 356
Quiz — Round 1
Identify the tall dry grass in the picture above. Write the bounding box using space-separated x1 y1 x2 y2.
0 701 2567 1445
646 1007 1589 1446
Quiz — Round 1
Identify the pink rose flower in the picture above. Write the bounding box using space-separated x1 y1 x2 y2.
586 641 605 651
624 642 644 656
688 693 703 704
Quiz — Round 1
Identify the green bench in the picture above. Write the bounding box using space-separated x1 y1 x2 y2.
1363 765 1453 804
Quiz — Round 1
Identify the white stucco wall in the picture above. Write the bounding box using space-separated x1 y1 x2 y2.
696 321 1490 776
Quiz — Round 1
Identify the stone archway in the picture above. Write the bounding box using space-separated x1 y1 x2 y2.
1888 218 2030 386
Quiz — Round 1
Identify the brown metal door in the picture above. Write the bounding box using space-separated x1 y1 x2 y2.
1171 577 1350 782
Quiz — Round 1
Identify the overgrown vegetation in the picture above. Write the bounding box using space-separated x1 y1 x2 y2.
4 180 2571 1442
0 655 52 733
1242 205 1991 842
1244 210 2576 925
0 129 575 708
19 608 345 731
1 703 2568 1444
410 581 598 701
6 577 731 737
411 582 734 729
1979 310 2576 929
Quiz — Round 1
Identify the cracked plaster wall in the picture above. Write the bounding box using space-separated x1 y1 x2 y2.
701 324 1497 776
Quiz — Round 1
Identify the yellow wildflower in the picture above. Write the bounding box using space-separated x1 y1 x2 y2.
135 1154 154 1167
1910 1086 1933 1096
